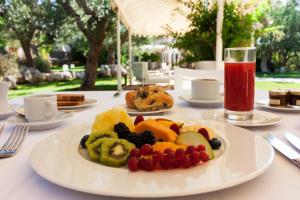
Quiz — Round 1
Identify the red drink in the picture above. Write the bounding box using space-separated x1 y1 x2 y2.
225 62 256 111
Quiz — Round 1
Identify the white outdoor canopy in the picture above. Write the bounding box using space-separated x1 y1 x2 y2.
110 0 235 91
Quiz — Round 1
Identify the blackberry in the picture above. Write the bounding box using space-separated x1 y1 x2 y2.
209 138 222 150
80 135 89 148
140 131 155 145
114 122 131 139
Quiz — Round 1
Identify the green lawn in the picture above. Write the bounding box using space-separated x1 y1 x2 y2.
51 65 85 72
256 72 300 78
8 78 124 99
255 81 300 90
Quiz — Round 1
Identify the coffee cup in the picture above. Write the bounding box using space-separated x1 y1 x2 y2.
24 94 58 122
191 79 222 100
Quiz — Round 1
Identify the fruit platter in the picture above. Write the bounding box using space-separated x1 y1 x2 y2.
79 108 223 171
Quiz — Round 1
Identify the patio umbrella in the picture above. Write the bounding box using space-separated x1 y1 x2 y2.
110 0 224 91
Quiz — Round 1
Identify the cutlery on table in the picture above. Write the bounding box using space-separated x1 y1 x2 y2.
285 133 300 151
0 124 29 158
0 123 4 138
113 90 121 97
265 134 300 168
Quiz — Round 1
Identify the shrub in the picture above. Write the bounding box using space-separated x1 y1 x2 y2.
0 54 19 77
34 57 51 73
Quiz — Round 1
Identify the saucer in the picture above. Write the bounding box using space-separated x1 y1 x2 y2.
179 95 223 108
256 100 300 112
0 104 17 120
202 109 281 127
7 112 73 131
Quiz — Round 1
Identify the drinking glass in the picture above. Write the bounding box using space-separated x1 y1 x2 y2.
224 47 256 120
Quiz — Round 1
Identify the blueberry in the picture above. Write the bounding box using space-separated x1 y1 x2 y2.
209 138 222 150
80 135 90 148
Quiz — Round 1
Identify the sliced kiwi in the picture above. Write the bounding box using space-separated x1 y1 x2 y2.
87 138 107 161
85 131 118 147
99 138 135 167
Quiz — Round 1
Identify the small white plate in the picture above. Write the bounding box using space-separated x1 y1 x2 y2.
256 100 300 112
30 120 274 198
179 95 223 108
0 104 17 120
58 99 97 109
7 112 73 131
202 109 281 127
118 104 172 115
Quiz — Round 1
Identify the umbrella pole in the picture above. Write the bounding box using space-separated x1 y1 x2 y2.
117 9 122 91
215 0 224 70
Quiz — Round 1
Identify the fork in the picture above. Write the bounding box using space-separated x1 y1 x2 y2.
0 124 29 158
0 124 4 139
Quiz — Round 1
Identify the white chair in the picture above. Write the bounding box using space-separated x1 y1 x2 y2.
132 62 171 84
174 68 224 96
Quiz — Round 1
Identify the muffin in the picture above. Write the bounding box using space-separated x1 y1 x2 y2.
125 91 137 109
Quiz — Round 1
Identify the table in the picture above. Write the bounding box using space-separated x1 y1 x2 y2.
1 90 299 200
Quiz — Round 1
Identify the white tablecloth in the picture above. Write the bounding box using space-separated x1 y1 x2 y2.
1 90 299 200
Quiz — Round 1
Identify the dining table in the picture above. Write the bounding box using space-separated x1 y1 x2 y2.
0 89 299 200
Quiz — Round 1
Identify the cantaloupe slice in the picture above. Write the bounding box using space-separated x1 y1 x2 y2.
134 119 177 142
155 118 184 129
152 142 187 153
92 107 134 134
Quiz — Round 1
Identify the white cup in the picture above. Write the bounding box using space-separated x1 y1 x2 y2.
0 81 10 113
24 94 58 122
191 79 222 100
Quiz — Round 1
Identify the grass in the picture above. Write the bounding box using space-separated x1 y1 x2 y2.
256 72 300 78
51 65 85 72
8 78 124 99
255 81 300 90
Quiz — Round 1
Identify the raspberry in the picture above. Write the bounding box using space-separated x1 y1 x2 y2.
171 159 181 168
198 128 210 141
134 115 144 125
182 156 192 168
186 146 195 155
164 148 173 155
170 124 180 134
153 151 163 163
160 158 171 170
138 158 146 170
200 151 209 162
130 148 141 158
190 151 201 165
195 144 206 152
175 149 185 161
140 144 153 156
144 158 155 171
128 157 139 171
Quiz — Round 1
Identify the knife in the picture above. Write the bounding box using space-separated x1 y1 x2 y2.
285 133 300 151
265 134 300 168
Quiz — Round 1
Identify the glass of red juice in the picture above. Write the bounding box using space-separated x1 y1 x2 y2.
224 47 256 120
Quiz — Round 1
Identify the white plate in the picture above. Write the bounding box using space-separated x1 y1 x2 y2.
179 95 223 108
118 104 172 115
7 112 73 131
256 100 300 112
0 104 17 120
30 119 274 198
202 109 281 127
58 99 97 109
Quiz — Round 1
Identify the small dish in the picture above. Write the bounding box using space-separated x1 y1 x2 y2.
0 104 18 120
179 95 223 108
256 100 300 112
202 109 281 127
58 99 97 109
7 112 73 131
118 104 172 115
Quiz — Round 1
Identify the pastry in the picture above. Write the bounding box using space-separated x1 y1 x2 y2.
133 85 174 111
56 94 85 102
125 91 137 109
57 101 83 107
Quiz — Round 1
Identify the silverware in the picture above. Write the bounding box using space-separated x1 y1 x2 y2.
113 91 121 97
0 124 29 158
0 124 4 139
265 134 300 168
285 133 300 151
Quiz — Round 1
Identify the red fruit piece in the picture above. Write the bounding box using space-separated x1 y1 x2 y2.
171 159 181 168
160 158 171 170
130 148 141 158
190 151 201 165
144 158 155 171
140 144 153 156
134 115 144 126
128 157 139 171
153 151 164 163
138 158 146 170
182 156 192 168
164 148 173 155
198 128 210 141
169 124 180 134
200 151 209 162
186 146 195 155
175 149 185 161
195 144 206 152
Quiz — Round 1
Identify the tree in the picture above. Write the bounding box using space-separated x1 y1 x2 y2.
57 0 115 90
4 0 66 68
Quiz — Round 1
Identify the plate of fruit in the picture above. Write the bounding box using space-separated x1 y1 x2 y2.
30 108 274 198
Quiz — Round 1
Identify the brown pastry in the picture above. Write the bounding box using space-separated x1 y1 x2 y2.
57 101 83 107
57 94 85 102
134 85 174 111
125 91 137 109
